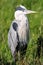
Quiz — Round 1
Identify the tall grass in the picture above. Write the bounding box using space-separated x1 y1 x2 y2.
0 0 43 65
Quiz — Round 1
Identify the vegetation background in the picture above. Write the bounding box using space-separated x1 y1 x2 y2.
0 0 43 65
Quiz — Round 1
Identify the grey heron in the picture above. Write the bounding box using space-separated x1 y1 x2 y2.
8 5 36 62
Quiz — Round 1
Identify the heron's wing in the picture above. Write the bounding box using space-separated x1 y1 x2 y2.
8 20 18 56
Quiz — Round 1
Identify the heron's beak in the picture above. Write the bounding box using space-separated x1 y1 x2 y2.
24 10 37 14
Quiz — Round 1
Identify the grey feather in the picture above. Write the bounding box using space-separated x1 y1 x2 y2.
8 19 29 55
8 20 18 56
12 22 18 31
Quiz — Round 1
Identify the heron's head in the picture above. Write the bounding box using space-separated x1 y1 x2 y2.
15 5 37 20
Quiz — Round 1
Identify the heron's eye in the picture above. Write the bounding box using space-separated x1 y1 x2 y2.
12 22 18 31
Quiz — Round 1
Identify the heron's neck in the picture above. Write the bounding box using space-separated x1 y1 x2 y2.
15 14 27 21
